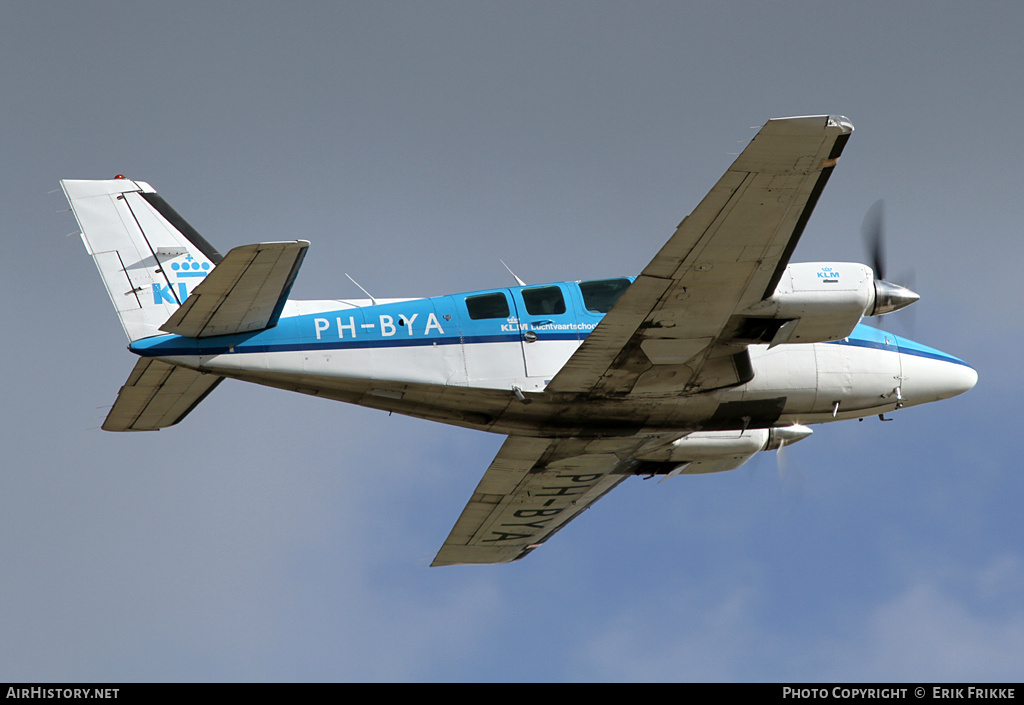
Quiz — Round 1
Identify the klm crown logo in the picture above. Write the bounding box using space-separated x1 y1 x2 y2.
172 255 211 278
153 255 211 304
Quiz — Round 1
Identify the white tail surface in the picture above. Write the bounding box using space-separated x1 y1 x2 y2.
62 178 223 342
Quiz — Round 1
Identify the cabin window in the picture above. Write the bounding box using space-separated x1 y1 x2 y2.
465 292 510 320
579 278 630 313
522 286 566 315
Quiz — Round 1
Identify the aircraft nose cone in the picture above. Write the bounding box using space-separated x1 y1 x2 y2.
943 362 978 399
899 352 977 405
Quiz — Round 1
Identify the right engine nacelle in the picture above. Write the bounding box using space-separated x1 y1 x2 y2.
744 262 874 345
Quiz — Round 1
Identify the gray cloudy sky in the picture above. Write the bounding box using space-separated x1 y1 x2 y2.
2 1 1023 682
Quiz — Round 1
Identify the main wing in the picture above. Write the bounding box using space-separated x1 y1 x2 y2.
547 115 853 397
433 435 653 566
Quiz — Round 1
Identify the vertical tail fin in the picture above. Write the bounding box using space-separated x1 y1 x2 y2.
62 178 223 342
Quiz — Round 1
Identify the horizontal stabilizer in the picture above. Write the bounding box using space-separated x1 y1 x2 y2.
104 358 223 432
160 241 308 338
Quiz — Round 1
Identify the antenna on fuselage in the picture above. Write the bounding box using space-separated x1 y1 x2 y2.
345 273 379 305
500 260 526 287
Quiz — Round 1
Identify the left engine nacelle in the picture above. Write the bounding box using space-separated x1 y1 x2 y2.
634 425 812 476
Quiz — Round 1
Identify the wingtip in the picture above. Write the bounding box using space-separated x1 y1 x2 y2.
828 115 854 134
764 114 854 135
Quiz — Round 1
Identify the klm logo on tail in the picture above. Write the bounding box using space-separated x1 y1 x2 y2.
153 255 211 304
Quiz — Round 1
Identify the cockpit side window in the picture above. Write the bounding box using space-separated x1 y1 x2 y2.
465 292 510 320
579 278 630 313
522 286 566 315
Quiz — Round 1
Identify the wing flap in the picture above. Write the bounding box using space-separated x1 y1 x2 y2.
160 241 308 338
103 358 223 432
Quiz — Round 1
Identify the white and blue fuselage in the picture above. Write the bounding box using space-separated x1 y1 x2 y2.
130 278 976 437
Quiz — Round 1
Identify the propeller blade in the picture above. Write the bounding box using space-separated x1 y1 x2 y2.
775 439 804 509
862 199 919 321
863 199 886 282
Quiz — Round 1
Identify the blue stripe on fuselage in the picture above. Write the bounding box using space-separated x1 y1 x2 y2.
129 286 972 374
830 323 973 369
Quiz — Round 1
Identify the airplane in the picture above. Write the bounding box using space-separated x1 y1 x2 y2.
62 115 976 566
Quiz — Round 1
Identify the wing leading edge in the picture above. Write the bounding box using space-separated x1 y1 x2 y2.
547 115 853 397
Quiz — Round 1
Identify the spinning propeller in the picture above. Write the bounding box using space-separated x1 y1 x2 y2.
862 200 919 318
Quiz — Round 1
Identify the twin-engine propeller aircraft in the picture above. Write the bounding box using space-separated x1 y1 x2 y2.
64 115 976 566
